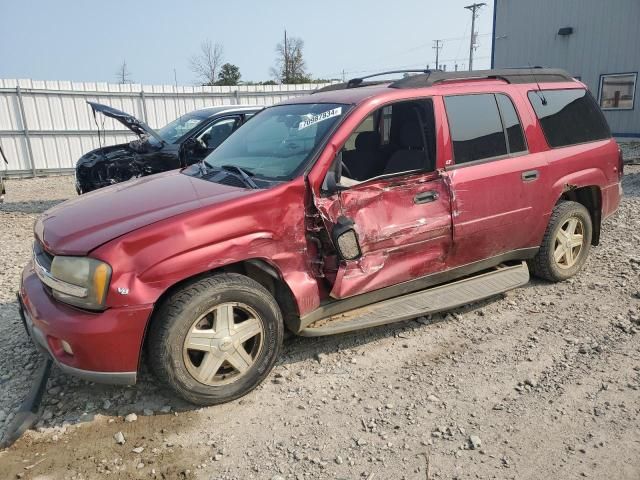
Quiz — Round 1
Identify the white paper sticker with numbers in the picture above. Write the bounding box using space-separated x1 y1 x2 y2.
298 107 342 130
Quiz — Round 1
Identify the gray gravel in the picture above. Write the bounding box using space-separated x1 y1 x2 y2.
0 170 639 479
621 141 640 163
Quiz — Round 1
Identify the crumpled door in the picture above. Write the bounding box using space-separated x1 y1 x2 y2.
314 172 453 299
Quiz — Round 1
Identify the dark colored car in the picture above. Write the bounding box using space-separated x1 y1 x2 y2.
20 68 622 406
75 102 262 193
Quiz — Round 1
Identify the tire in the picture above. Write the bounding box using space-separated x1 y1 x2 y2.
528 200 593 282
147 273 283 405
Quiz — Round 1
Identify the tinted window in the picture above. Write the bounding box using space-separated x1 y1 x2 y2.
528 89 610 148
496 94 527 154
445 94 508 164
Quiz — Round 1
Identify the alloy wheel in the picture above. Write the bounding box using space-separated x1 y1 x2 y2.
182 302 264 386
553 217 585 269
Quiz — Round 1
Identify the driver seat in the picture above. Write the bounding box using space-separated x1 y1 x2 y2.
383 118 429 174
342 131 386 180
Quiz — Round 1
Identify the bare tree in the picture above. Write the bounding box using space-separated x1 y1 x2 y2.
115 60 132 84
271 33 310 84
190 40 224 86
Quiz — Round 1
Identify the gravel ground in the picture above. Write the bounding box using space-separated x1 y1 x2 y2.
0 170 639 479
621 142 640 163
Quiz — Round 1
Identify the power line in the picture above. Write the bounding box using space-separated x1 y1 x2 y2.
317 56 491 79
320 34 491 79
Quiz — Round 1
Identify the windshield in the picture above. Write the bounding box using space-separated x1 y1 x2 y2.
152 111 211 144
202 103 347 180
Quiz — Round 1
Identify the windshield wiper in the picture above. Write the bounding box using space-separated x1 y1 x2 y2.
220 165 259 189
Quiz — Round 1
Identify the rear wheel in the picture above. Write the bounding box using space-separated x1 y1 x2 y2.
147 273 283 405
529 200 592 282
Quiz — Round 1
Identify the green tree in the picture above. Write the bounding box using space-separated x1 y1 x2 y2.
216 63 241 86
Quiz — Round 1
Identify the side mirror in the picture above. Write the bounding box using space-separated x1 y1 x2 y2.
332 216 362 261
322 150 345 196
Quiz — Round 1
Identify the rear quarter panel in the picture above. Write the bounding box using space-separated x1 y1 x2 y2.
510 85 621 245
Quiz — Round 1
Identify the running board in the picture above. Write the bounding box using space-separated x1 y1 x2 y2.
299 262 529 337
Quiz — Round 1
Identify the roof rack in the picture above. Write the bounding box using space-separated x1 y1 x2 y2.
389 68 574 89
313 69 439 94
312 68 574 94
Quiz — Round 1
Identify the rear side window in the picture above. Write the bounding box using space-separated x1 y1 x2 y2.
527 89 610 148
444 94 507 164
496 94 527 154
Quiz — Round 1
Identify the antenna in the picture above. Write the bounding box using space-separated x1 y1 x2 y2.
529 64 548 105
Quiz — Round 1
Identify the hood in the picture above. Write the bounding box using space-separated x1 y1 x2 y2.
87 101 165 144
36 170 254 255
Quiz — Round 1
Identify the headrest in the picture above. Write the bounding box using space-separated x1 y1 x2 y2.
355 131 381 151
399 121 423 149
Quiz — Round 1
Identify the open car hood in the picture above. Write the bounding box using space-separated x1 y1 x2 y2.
87 101 165 144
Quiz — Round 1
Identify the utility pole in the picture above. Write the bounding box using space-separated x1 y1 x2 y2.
284 29 288 84
464 3 486 71
432 40 443 70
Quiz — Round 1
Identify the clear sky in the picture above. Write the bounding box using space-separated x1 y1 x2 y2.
0 0 495 85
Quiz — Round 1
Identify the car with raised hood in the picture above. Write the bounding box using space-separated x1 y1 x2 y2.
19 68 622 405
75 102 262 193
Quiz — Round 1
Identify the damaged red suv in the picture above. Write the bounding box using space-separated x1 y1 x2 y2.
19 69 622 405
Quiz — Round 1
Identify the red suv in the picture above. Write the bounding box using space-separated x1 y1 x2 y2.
19 69 622 405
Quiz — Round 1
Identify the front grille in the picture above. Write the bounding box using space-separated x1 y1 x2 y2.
33 240 54 272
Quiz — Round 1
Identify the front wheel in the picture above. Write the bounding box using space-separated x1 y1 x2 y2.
147 273 283 405
528 200 593 282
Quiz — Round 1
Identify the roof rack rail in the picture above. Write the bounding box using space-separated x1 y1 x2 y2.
389 68 574 89
312 68 574 94
313 69 440 94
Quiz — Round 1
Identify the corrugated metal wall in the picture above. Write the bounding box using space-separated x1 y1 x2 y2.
0 79 330 176
493 0 640 136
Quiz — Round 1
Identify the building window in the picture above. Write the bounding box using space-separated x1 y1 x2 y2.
599 73 637 110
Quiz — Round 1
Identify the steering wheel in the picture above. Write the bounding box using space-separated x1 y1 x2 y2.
341 161 353 179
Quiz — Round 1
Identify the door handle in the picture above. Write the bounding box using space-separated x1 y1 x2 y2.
521 170 539 182
414 190 439 204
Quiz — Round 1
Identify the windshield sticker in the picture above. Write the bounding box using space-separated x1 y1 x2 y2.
298 107 342 130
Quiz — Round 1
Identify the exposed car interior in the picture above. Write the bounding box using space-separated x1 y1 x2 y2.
340 99 436 186
198 117 242 151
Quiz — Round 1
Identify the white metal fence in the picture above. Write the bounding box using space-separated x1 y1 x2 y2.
0 79 330 176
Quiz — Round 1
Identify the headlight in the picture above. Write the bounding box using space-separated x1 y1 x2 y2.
50 256 112 310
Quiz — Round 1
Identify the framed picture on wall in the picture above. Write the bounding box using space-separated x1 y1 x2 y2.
598 73 637 110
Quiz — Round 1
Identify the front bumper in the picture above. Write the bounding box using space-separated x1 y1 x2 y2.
18 262 153 385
